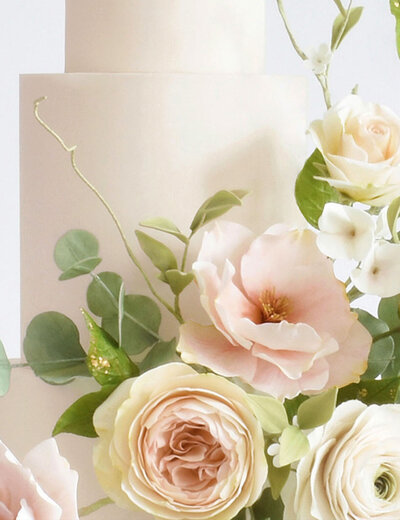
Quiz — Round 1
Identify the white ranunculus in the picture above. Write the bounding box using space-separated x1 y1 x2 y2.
351 240 400 297
283 401 400 520
310 95 400 206
317 203 375 260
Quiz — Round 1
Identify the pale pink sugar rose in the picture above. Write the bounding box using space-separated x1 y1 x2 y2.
0 438 79 520
93 363 267 520
178 221 372 399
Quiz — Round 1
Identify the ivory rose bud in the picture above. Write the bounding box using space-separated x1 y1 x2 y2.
93 363 267 520
310 95 400 206
178 221 371 399
283 401 400 520
0 438 79 519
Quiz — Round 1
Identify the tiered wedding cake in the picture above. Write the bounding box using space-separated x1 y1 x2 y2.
10 1 306 517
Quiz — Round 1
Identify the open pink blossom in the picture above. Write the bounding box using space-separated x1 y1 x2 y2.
0 438 79 520
178 222 372 399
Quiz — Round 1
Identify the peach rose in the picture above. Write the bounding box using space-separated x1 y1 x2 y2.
310 95 400 206
93 363 267 520
177 222 371 399
0 438 78 519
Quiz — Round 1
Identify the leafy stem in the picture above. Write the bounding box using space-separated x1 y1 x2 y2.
78 497 113 517
373 326 400 343
333 0 347 15
34 97 183 324
276 0 307 61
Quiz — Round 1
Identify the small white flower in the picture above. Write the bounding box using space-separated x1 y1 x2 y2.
317 203 375 261
351 240 400 297
307 43 332 75
267 443 281 468
376 206 393 240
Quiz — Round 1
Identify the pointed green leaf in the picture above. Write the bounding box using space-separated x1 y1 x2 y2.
87 272 123 318
140 217 189 244
117 282 125 346
297 388 338 430
284 394 308 423
387 196 400 242
391 0 400 58
102 295 161 355
140 339 178 372
83 310 138 386
295 149 346 229
246 394 289 434
190 190 249 233
165 270 195 295
24 312 89 385
53 384 117 438
0 340 11 397
331 7 364 49
266 453 290 500
135 230 178 273
54 229 101 279
279 426 309 466
338 377 400 406
252 487 284 520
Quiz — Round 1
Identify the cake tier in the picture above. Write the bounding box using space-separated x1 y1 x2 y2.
65 0 266 73
20 72 306 348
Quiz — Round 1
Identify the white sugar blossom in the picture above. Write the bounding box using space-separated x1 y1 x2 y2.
307 44 332 75
376 207 392 239
317 203 375 261
351 240 400 297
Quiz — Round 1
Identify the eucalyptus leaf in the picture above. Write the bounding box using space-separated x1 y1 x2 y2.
87 272 123 318
378 297 400 377
24 312 89 385
331 7 364 49
135 230 178 273
266 453 290 500
165 270 195 295
337 377 400 406
190 190 248 233
295 149 344 229
246 394 289 434
83 309 138 386
387 196 400 242
54 229 101 279
117 282 125 346
0 340 11 397
103 295 161 355
252 487 284 520
140 217 188 244
297 388 338 430
53 384 117 438
140 339 178 372
391 0 400 58
278 426 310 466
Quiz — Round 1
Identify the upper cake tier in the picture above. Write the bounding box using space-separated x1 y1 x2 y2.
65 0 266 73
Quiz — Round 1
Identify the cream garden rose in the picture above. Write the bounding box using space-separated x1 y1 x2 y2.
283 401 400 520
93 363 267 520
0 438 78 520
310 95 400 206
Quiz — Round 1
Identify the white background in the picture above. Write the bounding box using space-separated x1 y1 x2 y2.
0 0 399 357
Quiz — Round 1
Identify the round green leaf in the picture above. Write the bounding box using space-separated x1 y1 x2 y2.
0 340 11 397
87 272 123 318
24 312 89 385
140 339 178 372
54 229 101 278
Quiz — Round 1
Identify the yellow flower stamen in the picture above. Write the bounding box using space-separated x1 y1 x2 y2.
259 289 290 323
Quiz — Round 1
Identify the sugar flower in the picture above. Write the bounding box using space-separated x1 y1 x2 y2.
177 222 372 399
307 43 332 75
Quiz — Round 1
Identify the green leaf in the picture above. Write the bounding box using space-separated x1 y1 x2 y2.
140 339 178 372
266 453 290 500
387 196 400 242
391 0 400 58
284 394 308 423
102 295 161 355
165 270 195 295
117 282 125 346
295 149 345 229
246 394 289 434
0 340 11 397
338 377 400 406
24 312 89 385
83 310 138 386
252 487 284 520
53 384 117 438
190 190 248 233
87 272 123 318
232 509 247 520
278 426 309 466
135 230 178 273
331 7 364 49
378 297 400 377
297 388 338 430
54 229 101 280
356 309 394 379
140 217 189 244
